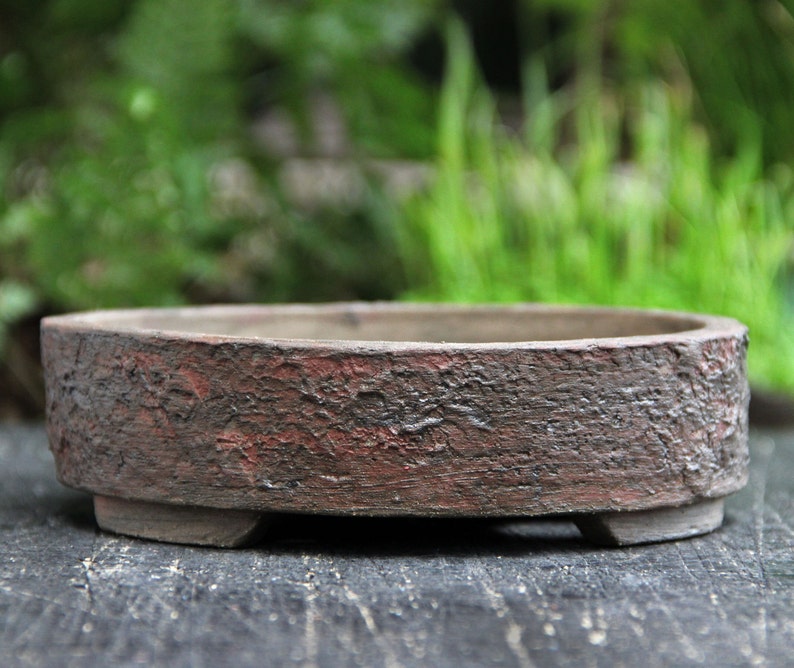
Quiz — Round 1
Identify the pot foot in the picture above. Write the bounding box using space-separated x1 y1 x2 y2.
93 495 270 547
574 498 725 546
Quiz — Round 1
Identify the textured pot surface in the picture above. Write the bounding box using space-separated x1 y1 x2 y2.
41 302 749 527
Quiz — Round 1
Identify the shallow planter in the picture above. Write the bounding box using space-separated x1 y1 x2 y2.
41 303 749 547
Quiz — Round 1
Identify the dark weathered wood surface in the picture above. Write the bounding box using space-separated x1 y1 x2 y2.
1 424 792 667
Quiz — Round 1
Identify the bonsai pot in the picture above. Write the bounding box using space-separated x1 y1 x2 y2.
41 303 749 547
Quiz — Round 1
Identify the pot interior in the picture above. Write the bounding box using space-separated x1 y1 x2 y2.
91 305 705 344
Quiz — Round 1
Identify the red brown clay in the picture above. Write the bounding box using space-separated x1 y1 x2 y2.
41 303 749 547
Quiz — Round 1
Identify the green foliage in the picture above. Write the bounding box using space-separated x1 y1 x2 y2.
1 0 258 313
236 0 440 158
525 0 794 164
396 21 794 391
117 0 238 142
0 278 36 355
0 0 434 325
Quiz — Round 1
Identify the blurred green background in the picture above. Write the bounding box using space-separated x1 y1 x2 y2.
2 0 794 418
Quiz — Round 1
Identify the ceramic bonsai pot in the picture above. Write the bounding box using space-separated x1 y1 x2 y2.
41 303 749 547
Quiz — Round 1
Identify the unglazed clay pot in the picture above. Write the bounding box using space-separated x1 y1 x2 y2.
41 303 749 547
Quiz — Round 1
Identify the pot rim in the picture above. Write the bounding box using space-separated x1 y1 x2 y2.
41 301 747 353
